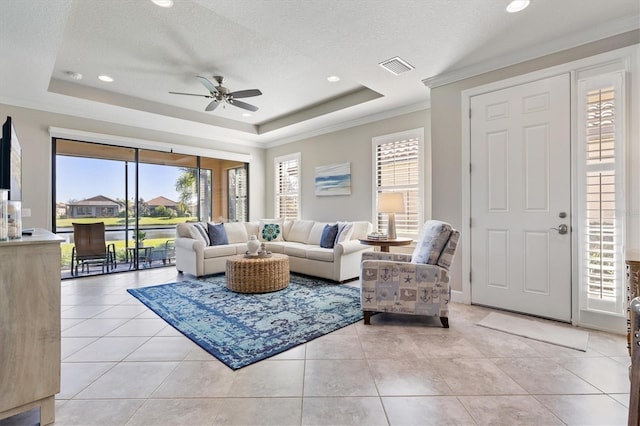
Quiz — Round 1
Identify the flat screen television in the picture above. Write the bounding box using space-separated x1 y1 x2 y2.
0 116 22 201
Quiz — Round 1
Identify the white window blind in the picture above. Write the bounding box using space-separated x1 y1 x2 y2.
578 71 625 315
228 166 247 222
372 129 423 237
275 153 300 220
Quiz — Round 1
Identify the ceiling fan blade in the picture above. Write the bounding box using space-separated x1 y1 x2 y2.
205 100 219 112
229 89 262 99
229 99 259 112
197 76 219 95
169 91 211 98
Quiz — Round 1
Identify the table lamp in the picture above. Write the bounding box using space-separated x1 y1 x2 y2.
377 192 404 239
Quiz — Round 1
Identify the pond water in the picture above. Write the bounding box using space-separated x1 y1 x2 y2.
57 227 177 244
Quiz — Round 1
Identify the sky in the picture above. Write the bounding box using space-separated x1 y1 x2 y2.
56 156 183 203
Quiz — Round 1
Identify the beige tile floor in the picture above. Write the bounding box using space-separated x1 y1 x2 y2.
3 267 633 425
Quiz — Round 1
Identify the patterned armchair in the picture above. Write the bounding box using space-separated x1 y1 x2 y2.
360 220 460 327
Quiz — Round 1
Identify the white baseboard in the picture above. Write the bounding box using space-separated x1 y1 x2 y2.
451 289 465 304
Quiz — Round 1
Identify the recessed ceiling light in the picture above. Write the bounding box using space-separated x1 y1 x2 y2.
66 71 83 80
151 0 173 7
506 0 530 13
242 113 252 117
98 75 114 82
327 75 340 83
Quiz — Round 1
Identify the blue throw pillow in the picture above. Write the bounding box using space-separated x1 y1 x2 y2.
207 223 228 246
320 224 339 248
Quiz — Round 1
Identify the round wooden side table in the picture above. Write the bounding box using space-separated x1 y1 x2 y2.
225 253 290 293
358 237 413 252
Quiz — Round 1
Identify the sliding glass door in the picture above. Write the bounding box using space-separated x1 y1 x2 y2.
53 139 248 278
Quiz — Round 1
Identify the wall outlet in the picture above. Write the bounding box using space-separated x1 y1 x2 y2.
22 207 31 217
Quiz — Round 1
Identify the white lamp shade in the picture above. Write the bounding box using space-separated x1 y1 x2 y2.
377 192 404 213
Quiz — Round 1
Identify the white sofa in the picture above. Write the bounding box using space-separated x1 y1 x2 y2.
175 219 374 282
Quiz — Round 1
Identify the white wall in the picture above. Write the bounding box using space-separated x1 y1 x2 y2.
0 104 266 229
264 109 431 223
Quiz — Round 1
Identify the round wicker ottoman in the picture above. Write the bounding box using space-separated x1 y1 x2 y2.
225 253 290 293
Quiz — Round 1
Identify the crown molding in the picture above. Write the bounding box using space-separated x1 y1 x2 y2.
263 100 430 149
0 95 265 148
422 15 640 89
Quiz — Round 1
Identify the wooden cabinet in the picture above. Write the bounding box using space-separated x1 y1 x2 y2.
628 259 640 354
0 230 63 425
628 249 640 355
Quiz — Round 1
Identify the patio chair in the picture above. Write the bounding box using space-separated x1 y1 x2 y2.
163 239 176 264
146 239 176 266
360 220 460 327
71 222 116 275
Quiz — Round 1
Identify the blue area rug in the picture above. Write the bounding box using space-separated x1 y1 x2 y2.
127 274 363 369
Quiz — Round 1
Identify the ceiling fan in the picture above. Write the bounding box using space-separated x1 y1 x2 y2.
169 76 262 112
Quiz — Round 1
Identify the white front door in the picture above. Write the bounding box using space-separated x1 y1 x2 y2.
470 73 572 322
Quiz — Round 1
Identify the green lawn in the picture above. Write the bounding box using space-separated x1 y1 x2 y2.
61 237 173 269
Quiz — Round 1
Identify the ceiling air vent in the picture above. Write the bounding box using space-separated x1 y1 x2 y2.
379 56 414 75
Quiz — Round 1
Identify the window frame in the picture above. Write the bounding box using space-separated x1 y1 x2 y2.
371 128 424 238
576 69 626 317
274 152 301 220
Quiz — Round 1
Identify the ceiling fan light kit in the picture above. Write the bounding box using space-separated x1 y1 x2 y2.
66 71 83 80
170 75 262 113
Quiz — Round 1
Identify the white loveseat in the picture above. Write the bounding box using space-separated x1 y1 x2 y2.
175 219 373 282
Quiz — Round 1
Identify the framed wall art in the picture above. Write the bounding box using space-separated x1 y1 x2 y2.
315 162 351 196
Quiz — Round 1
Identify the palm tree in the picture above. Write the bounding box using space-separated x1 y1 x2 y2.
175 168 197 206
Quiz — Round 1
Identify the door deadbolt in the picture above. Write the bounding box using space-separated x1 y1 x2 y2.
550 224 568 235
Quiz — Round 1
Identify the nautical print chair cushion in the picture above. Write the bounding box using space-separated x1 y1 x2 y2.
410 220 452 265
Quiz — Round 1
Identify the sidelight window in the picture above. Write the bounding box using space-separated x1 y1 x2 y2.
578 71 625 315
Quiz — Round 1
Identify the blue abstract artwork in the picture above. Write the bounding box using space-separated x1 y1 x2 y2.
314 162 351 196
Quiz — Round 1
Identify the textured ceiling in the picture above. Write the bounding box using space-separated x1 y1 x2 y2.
0 0 638 146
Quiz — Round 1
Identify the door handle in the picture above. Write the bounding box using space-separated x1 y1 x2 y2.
550 224 568 235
